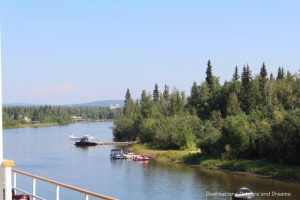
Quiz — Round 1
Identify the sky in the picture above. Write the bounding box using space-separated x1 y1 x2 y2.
1 0 300 105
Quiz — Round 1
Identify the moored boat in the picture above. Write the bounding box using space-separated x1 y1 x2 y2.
75 136 97 147
110 149 126 159
133 155 150 161
69 134 81 140
124 152 135 159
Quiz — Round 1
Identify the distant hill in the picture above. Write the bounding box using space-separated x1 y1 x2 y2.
68 100 124 108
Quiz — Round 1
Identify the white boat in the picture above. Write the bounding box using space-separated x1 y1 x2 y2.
124 152 135 159
69 134 95 140
69 134 81 140
83 134 94 140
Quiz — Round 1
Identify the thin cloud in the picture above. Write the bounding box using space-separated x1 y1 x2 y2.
28 83 76 99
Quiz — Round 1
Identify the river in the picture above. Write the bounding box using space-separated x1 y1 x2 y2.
3 122 300 200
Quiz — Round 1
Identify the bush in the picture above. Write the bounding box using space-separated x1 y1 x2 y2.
270 110 300 164
221 114 250 157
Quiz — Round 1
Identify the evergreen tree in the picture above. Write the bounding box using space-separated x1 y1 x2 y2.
198 83 210 119
163 85 170 101
125 88 131 103
270 73 274 80
206 60 214 91
169 90 185 115
277 67 285 80
13 112 19 120
187 82 199 114
153 83 160 102
259 62 268 106
286 70 293 81
232 66 240 81
123 88 135 116
32 110 39 121
140 90 154 118
240 65 254 114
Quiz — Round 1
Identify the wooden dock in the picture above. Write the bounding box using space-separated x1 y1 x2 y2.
97 141 138 146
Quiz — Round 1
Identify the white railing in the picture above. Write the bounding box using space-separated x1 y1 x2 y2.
9 168 117 200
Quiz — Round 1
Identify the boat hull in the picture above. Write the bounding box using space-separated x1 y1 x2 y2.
75 142 97 147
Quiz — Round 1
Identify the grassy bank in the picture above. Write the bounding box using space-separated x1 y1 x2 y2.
132 144 300 181
4 122 64 129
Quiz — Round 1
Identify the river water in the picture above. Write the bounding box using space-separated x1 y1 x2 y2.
3 122 300 200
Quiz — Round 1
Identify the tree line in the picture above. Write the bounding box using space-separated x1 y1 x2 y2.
113 61 300 165
3 106 122 128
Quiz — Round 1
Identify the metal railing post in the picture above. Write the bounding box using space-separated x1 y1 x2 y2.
3 160 14 200
13 171 16 195
56 185 60 200
33 178 36 200
85 194 89 200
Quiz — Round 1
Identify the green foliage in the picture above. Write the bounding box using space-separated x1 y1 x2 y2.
226 92 241 116
3 106 121 128
153 115 198 149
240 65 256 114
221 114 250 156
113 117 138 141
163 85 170 101
270 110 300 164
153 83 160 102
206 60 214 91
259 62 268 106
115 64 300 165
123 88 135 117
277 67 285 80
232 66 240 81
168 90 185 116
197 121 222 155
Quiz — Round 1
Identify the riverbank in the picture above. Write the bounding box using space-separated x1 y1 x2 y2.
4 119 114 129
4 122 63 129
132 144 300 182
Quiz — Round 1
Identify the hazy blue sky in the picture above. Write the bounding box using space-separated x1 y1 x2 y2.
1 0 300 104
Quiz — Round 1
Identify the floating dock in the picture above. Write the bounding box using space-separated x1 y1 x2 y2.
97 141 138 146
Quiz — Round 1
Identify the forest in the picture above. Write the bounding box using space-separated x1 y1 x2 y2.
3 106 122 128
113 61 300 165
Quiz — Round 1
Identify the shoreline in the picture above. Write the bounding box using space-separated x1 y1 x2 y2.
4 122 62 129
4 119 114 129
132 144 300 184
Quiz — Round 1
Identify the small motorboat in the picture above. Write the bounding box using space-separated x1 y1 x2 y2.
113 154 126 159
124 152 135 159
110 149 125 159
75 136 97 147
133 155 150 161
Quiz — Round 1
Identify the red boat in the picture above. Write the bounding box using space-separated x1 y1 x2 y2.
133 155 150 161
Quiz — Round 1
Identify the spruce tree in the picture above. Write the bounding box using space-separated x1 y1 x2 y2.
277 67 285 80
232 66 240 81
240 65 254 114
153 83 160 102
123 88 134 116
163 85 170 101
259 62 268 105
187 82 199 113
206 60 214 91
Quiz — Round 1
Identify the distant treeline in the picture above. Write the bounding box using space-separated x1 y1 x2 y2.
114 61 300 165
3 106 122 128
